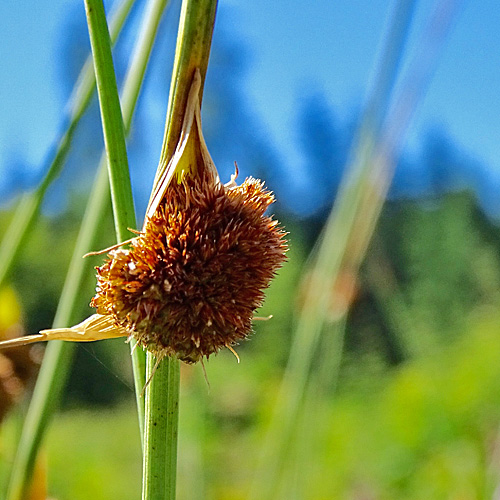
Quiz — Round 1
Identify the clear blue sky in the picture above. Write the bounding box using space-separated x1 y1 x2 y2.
1 0 499 212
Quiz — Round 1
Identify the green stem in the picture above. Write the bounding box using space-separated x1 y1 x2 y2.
117 0 173 443
154 0 218 188
142 1 218 498
84 0 172 440
142 355 180 500
84 0 136 242
0 0 135 290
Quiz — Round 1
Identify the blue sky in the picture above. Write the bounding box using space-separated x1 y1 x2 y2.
1 0 499 214
235 0 500 172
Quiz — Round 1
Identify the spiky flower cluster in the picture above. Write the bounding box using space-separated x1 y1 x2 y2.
91 167 287 363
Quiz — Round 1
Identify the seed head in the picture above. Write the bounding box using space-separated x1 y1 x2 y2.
91 166 287 363
0 70 287 362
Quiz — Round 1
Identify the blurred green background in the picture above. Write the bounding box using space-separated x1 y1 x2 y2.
2 186 500 499
2 0 500 499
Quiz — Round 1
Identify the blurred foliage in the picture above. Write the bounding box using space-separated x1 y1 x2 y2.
1 304 499 499
2 177 500 498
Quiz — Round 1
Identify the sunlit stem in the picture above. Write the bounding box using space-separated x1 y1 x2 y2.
142 0 218 499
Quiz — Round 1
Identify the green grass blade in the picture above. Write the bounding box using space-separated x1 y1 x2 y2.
85 0 144 439
249 2 419 498
0 0 135 290
251 0 461 495
6 165 111 500
121 0 171 126
84 0 136 242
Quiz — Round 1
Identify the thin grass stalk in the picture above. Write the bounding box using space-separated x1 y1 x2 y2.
5 2 170 497
0 0 135 290
249 2 419 498
84 0 135 239
142 356 180 500
252 1 462 497
142 0 218 498
282 5 462 496
84 0 151 437
6 166 110 500
116 0 173 441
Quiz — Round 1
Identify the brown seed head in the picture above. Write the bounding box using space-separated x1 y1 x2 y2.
91 167 287 363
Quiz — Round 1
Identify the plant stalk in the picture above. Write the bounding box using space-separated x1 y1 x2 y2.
117 0 173 443
142 355 180 500
84 0 172 439
84 0 136 241
142 0 218 498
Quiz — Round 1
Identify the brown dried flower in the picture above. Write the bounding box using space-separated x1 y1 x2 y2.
91 163 286 363
0 70 287 364
90 69 286 363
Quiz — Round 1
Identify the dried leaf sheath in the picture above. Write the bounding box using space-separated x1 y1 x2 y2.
0 315 127 348
1 70 287 363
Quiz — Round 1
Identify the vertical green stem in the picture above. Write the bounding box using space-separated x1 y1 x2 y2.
142 355 181 500
142 0 218 498
84 0 136 242
118 0 173 443
84 0 146 442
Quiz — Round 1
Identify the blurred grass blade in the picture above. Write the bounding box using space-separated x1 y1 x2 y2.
5 1 171 497
142 1 218 498
0 0 135 290
6 167 110 500
251 0 462 497
249 1 419 498
332 0 463 329
359 0 418 138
